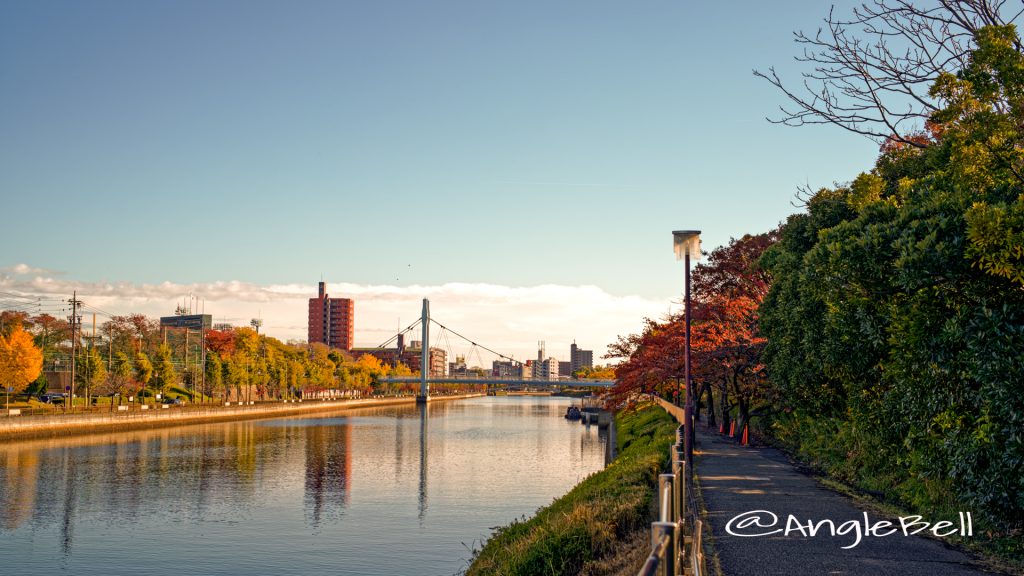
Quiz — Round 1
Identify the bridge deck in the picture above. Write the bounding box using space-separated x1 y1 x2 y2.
379 377 614 387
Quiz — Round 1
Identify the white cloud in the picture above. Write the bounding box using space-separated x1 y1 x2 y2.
0 268 670 364
1 263 62 276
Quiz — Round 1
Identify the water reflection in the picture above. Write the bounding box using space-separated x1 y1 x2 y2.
304 419 352 527
0 397 606 576
2 447 37 529
419 402 429 521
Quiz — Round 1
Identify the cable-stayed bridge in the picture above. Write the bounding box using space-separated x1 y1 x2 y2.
375 299 615 401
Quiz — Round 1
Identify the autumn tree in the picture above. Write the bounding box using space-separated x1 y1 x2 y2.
134 351 153 395
75 346 106 403
152 343 177 396
0 326 44 395
105 352 134 406
205 352 224 401
205 329 236 357
225 353 248 402
29 313 68 360
607 318 684 405
286 358 304 398
0 311 30 337
692 232 777 436
573 365 615 380
608 233 777 438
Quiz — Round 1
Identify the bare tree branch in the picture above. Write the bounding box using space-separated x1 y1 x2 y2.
755 0 1023 146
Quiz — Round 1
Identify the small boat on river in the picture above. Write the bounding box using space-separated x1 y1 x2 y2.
564 406 582 420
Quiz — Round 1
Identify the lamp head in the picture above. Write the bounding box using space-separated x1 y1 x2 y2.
672 230 702 261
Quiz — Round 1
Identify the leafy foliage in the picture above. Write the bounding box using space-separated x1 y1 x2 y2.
608 233 778 437
0 327 43 395
759 23 1024 542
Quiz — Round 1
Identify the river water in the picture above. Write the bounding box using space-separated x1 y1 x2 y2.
0 396 606 576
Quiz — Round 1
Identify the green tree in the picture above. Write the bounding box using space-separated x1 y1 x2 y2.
134 351 153 397
225 353 248 402
111 352 133 399
152 343 177 397
75 346 106 404
27 372 47 398
759 23 1024 536
205 352 224 402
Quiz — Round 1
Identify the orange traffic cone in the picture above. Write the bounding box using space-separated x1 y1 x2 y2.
719 423 724 434
742 425 749 446
729 421 735 437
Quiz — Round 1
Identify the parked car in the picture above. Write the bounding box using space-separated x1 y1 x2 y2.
40 393 66 404
165 398 183 405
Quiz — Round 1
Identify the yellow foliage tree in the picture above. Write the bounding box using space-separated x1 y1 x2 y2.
354 353 385 374
0 327 44 394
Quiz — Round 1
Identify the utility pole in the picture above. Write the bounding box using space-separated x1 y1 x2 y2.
67 292 82 411
184 328 189 400
200 323 206 404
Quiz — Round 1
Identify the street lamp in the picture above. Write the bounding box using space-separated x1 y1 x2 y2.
673 229 701 470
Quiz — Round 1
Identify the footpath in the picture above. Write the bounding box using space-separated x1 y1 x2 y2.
693 425 998 575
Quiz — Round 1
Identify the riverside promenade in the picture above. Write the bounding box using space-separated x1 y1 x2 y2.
0 393 482 442
694 428 996 575
652 398 997 575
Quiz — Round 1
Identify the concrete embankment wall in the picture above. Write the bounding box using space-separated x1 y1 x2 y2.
0 394 482 442
653 396 685 422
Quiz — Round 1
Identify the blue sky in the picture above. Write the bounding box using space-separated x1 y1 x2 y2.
1 1 879 356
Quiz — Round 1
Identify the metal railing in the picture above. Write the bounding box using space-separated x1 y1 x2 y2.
638 425 705 576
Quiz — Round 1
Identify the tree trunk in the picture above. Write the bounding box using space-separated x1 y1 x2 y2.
734 398 750 442
704 383 716 430
719 384 730 432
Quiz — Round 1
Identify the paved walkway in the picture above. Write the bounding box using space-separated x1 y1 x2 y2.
694 426 998 575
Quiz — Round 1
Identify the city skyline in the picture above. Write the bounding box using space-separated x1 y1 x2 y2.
0 266 645 364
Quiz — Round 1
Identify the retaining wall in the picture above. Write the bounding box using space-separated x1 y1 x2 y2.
0 394 483 442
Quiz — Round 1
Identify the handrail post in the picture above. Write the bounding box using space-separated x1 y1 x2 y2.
671 447 683 525
658 473 675 522
652 522 677 576
691 519 704 576
680 460 687 523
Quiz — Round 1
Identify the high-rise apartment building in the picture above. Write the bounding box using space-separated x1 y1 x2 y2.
570 342 594 375
308 281 354 350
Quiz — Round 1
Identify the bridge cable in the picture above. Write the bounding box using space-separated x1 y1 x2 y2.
374 318 422 350
428 318 521 366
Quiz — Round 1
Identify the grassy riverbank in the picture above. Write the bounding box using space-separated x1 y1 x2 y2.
465 401 676 576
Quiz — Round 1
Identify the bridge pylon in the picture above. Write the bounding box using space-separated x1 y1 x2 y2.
416 298 430 404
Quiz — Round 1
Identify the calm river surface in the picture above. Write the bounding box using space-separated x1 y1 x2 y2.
0 396 606 576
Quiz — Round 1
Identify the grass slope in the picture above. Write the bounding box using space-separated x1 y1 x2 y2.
466 402 676 576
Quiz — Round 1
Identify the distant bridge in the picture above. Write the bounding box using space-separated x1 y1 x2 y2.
380 299 615 401
380 376 614 388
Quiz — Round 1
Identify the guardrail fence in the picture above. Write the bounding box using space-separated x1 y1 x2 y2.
638 424 705 576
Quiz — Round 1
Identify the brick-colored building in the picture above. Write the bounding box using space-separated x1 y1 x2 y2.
308 281 354 350
350 334 448 377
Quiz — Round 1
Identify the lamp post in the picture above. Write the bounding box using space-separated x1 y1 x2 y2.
673 230 701 469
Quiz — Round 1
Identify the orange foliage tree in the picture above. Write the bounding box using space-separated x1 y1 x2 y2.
608 232 778 438
0 326 44 395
